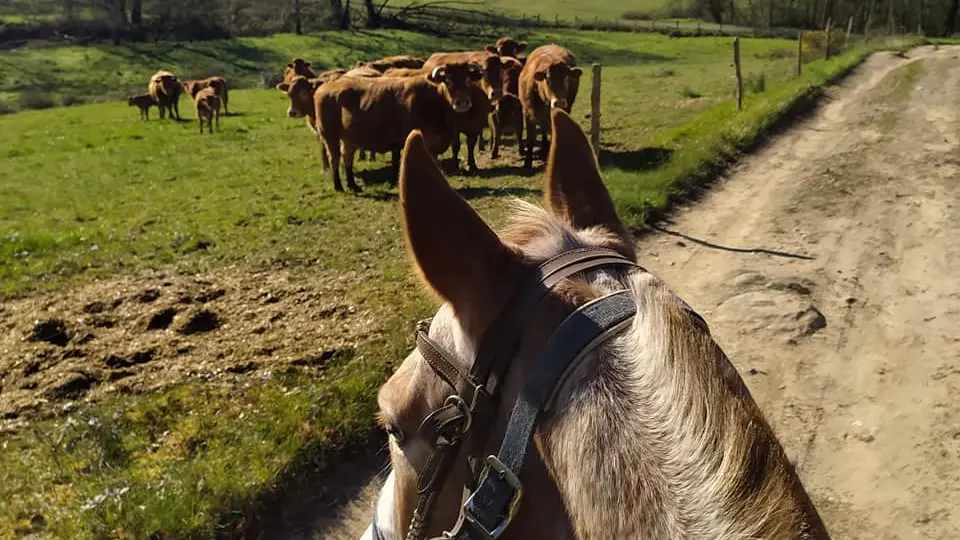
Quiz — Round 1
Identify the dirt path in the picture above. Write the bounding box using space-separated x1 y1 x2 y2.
298 46 960 539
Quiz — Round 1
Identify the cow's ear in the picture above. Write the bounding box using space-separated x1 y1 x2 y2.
304 61 311 67
485 45 498 55
286 63 294 68
518 41 528 51
570 67 583 77
533 71 547 81
276 82 291 92
544 108 634 259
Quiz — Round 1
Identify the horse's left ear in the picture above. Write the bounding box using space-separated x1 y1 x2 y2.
544 108 635 259
400 130 527 333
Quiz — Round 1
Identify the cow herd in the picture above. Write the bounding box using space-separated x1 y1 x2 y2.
128 71 229 134
126 36 582 193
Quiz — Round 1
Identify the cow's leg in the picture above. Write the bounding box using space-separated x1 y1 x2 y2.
515 113 524 158
358 149 368 161
341 141 362 193
324 136 344 192
319 133 330 171
222 88 229 115
215 108 220 133
538 115 548 160
451 132 462 173
489 112 501 160
391 148 401 186
466 131 479 174
523 116 537 169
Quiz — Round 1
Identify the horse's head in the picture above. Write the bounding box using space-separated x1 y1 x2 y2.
365 108 636 540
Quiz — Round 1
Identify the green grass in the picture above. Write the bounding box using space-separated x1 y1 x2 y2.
0 28 926 539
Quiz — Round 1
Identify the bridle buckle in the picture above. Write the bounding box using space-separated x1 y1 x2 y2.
460 455 523 538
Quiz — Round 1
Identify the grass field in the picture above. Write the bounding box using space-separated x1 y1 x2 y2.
0 26 925 539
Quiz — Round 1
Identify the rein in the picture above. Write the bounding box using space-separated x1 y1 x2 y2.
375 247 643 540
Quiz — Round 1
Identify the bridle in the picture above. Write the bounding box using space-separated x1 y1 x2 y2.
372 246 644 540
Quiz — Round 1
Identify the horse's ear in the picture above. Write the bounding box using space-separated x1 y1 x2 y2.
544 108 635 259
400 130 526 329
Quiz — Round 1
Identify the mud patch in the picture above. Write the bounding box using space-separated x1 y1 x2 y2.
0 267 377 430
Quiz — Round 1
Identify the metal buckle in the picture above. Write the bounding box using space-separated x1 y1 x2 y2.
444 395 473 435
461 456 523 538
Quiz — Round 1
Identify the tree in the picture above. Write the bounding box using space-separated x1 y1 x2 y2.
947 0 959 35
364 0 380 27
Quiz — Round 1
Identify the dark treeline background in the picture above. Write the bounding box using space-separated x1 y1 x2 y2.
0 0 956 46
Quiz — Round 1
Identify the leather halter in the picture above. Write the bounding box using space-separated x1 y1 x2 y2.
375 247 643 540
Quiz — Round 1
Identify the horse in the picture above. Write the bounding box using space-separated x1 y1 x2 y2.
362 108 831 540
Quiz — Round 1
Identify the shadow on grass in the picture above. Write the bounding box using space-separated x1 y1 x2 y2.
456 186 541 200
599 147 673 172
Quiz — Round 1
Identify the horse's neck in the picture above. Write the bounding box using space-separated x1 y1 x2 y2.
534 274 829 540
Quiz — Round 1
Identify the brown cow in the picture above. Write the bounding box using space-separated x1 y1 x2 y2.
423 49 505 102
194 86 221 134
283 58 316 83
183 76 229 115
127 93 156 120
487 55 525 158
382 67 431 78
148 70 183 120
343 65 383 78
355 55 426 72
315 63 481 193
490 35 528 58
518 44 581 168
450 83 492 173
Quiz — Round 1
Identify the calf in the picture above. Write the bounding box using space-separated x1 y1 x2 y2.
489 36 528 58
183 76 230 115
315 62 481 193
283 58 316 83
518 44 581 168
194 86 221 134
450 82 492 173
489 56 525 159
355 55 426 72
148 70 183 120
127 93 156 120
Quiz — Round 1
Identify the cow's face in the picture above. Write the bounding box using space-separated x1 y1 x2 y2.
495 37 527 58
478 49 504 102
500 57 523 96
183 81 203 98
426 62 483 113
276 76 315 119
533 63 582 112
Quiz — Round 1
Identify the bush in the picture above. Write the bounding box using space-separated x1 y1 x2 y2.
18 91 55 111
0 101 15 115
802 30 846 59
61 94 85 107
745 72 767 94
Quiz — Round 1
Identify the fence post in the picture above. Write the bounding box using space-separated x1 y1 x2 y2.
797 31 803 76
555 14 559 27
676 20 680 31
733 37 743 111
825 19 832 60
697 19 702 36
591 64 602 155
845 16 853 49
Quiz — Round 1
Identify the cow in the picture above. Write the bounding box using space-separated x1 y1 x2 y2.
283 58 316 83
382 67 431 78
127 93 156 120
183 76 229 115
518 44 581 168
194 86 221 134
423 49 506 102
148 70 183 120
355 55 426 72
314 62 482 193
489 36 528 58
488 55 525 159
343 65 383 78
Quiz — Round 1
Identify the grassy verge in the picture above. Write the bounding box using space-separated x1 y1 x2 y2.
0 30 926 539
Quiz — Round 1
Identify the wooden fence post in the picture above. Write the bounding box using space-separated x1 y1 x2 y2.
845 16 853 49
697 19 702 36
591 64 602 155
733 37 743 111
797 31 803 76
825 18 832 60
555 14 559 27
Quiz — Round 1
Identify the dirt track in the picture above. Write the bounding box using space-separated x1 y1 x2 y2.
300 45 960 539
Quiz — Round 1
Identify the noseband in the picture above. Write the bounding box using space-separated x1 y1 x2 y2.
375 247 643 540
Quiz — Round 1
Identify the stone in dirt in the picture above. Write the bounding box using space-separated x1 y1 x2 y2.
27 319 70 347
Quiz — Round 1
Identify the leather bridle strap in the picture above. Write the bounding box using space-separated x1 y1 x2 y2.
448 290 638 539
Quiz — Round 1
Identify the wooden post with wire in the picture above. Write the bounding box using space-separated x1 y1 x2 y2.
797 32 803 76
733 37 743 111
845 16 854 50
591 64 602 154
825 18 833 60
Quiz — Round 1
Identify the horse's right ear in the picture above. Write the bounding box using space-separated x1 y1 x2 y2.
400 131 526 333
544 108 635 259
